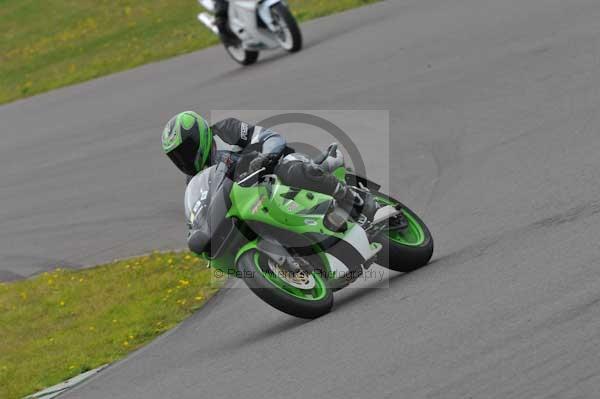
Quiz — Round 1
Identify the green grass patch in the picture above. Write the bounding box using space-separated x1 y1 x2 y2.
0 251 225 399
0 0 379 105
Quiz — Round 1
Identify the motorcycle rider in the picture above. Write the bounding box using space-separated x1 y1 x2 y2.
214 0 238 46
161 111 376 223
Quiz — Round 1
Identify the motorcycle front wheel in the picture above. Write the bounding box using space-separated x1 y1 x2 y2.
270 3 302 52
237 249 333 319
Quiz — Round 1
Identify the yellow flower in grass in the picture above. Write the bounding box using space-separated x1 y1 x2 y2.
178 279 189 286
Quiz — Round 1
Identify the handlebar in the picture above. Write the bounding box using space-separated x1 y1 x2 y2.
236 167 266 187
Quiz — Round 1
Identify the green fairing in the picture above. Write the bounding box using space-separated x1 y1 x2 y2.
227 180 349 239
225 180 347 276
202 178 344 276
201 174 429 277
199 174 428 274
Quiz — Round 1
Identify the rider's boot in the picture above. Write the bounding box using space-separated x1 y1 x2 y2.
215 16 239 47
214 0 238 46
333 184 378 225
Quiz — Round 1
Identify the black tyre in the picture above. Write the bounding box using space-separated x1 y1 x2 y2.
373 193 434 272
225 44 259 65
271 3 302 52
237 249 333 319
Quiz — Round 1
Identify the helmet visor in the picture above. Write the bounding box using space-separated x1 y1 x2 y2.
167 136 200 176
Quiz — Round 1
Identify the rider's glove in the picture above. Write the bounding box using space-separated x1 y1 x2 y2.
248 153 276 174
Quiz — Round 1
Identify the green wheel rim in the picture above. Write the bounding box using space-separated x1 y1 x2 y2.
252 252 328 301
375 196 426 247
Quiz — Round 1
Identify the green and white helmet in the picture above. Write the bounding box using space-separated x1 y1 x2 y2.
162 111 213 176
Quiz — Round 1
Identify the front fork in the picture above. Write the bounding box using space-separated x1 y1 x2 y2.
256 239 314 274
257 0 288 32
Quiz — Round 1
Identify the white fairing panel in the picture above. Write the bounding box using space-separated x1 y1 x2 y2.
342 225 378 261
325 254 350 278
229 1 258 42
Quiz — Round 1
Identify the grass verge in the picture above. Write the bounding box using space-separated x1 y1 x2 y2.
0 251 225 399
0 0 379 105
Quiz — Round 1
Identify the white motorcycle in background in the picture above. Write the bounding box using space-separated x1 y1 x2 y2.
198 0 303 65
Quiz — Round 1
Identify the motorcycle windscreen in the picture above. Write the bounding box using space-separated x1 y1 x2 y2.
184 163 234 256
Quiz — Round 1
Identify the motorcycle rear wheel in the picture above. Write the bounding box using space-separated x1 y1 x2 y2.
373 193 434 272
225 44 259 65
237 249 333 319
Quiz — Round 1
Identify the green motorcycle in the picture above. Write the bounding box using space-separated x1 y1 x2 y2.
185 157 433 319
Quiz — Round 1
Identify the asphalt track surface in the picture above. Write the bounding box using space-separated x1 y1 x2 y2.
2 0 600 397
